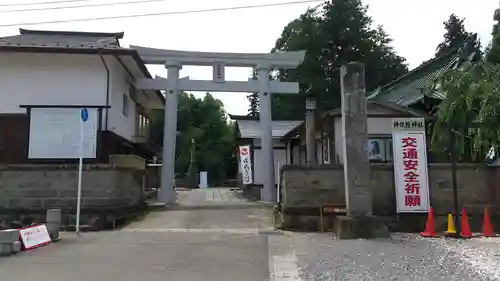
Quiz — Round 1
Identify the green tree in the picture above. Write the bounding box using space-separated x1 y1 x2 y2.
270 0 408 119
436 14 471 56
426 62 500 161
418 14 480 67
150 92 237 182
487 7 500 64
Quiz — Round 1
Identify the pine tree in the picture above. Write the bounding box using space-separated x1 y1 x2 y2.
436 14 471 56
487 6 500 64
271 0 408 117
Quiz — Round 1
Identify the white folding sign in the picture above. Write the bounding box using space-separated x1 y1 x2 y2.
392 118 430 213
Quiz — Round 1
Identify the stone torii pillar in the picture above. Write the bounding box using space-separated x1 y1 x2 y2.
256 63 276 201
131 46 305 204
159 61 181 203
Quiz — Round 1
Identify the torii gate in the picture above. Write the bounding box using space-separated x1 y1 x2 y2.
131 45 305 204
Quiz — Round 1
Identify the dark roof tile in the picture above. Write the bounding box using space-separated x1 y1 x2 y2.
368 48 460 105
0 28 123 49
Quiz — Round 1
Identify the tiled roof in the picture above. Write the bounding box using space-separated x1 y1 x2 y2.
235 119 302 139
368 49 460 106
320 100 429 118
0 29 124 49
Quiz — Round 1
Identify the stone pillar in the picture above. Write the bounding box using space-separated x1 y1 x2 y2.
257 63 276 202
340 62 372 217
305 98 317 164
334 62 388 239
46 209 61 241
286 141 291 164
159 61 182 204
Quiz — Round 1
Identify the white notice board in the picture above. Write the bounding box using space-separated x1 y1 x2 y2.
28 108 98 159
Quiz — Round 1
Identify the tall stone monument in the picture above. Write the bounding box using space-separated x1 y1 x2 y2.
305 97 317 164
335 62 389 238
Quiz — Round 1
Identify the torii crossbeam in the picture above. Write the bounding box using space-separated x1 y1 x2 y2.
131 45 305 204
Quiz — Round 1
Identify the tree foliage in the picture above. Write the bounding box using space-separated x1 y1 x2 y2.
150 92 237 182
427 62 500 160
487 7 500 64
435 14 472 57
426 7 500 162
262 0 408 119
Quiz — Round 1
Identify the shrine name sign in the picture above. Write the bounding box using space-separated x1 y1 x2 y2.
391 118 430 213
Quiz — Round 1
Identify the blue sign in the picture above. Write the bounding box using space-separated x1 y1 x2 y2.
80 108 88 122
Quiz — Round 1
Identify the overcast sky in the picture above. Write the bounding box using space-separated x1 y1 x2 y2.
0 0 497 115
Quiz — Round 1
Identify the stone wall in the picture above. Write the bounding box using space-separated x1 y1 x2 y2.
0 164 143 211
281 163 498 215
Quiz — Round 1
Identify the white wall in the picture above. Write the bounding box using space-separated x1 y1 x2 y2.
334 117 393 164
253 148 286 185
0 52 137 141
0 53 106 114
252 138 286 148
107 59 137 141
250 138 287 184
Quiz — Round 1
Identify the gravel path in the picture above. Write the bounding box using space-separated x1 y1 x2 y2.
286 232 500 281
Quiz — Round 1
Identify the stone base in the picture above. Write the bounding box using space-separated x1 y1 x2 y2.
147 201 167 211
334 216 389 239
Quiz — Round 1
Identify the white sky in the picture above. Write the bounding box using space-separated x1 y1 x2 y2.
0 0 497 115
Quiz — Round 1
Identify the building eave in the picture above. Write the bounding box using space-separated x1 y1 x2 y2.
18 28 125 39
0 45 165 105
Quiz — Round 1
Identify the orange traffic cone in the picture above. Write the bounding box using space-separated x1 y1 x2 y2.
460 207 472 238
421 207 438 237
482 207 494 237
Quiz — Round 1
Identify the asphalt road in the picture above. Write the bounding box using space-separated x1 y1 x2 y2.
0 188 277 281
1 188 499 281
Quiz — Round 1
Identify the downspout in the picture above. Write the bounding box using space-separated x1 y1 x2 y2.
99 53 110 130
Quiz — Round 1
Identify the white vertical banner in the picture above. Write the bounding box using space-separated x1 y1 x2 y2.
239 145 253 185
392 118 430 213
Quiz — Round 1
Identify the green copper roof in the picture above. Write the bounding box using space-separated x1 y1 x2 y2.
368 49 460 106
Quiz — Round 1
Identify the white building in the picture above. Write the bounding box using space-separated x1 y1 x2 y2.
281 101 427 165
0 29 164 163
230 115 301 185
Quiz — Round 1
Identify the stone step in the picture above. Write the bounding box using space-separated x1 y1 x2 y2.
0 243 13 256
0 229 20 243
147 201 167 211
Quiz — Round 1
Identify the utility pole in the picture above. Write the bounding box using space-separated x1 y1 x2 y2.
449 130 460 237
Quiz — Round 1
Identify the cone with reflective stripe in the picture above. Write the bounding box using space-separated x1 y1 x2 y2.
460 207 472 238
482 206 494 237
444 213 457 237
421 207 438 237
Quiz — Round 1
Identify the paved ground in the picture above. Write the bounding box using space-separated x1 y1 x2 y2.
1 188 500 280
0 188 277 281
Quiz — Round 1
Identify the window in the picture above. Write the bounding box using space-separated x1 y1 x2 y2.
367 138 393 163
136 112 151 138
122 93 130 117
